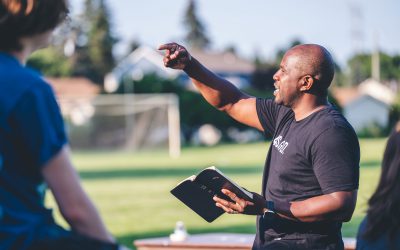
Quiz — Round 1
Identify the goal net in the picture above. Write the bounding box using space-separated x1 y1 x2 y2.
58 93 181 157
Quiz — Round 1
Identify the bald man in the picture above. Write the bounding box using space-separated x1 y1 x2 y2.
159 43 360 250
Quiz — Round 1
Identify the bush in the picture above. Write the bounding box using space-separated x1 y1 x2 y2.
357 122 387 138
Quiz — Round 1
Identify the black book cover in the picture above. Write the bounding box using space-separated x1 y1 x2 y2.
170 166 253 223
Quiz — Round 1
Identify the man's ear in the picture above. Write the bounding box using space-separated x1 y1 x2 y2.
300 75 314 92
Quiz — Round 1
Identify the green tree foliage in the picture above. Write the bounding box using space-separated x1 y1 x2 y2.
331 62 347 87
380 53 400 80
347 52 400 85
27 47 72 77
26 16 72 76
347 53 371 85
71 0 117 84
249 40 302 92
183 0 210 49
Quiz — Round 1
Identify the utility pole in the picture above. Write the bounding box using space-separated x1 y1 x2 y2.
371 31 380 81
349 2 365 84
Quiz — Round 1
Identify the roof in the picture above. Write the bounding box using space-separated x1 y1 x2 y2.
112 46 180 80
331 87 360 107
46 77 101 97
190 49 255 74
358 78 396 105
332 78 396 107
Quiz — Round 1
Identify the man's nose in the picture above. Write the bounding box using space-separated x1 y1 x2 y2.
273 72 279 81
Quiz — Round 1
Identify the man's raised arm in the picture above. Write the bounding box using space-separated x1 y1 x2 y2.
158 43 263 131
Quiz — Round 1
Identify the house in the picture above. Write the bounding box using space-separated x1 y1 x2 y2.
185 49 255 89
332 78 396 133
46 77 100 126
104 45 255 92
46 77 101 98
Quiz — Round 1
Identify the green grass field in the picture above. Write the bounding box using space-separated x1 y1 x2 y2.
46 138 387 248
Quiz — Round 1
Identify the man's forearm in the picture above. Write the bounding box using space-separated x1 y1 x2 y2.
276 191 357 222
184 57 249 111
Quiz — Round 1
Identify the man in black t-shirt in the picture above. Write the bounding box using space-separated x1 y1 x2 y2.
159 43 359 250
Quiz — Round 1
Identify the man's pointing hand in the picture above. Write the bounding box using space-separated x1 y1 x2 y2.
158 43 192 70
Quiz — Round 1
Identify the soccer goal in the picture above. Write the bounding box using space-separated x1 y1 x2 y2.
58 93 181 158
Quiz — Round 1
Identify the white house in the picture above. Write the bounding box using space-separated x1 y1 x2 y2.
332 78 396 132
104 45 255 92
104 46 179 92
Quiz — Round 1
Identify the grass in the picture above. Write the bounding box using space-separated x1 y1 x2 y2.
45 138 387 248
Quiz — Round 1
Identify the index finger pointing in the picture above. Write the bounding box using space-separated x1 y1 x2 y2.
158 43 177 51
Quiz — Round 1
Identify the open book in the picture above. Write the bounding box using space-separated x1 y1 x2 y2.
170 166 253 222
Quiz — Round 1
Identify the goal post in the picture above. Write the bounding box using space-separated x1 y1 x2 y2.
58 93 181 158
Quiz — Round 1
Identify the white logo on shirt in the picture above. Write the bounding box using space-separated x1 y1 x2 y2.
273 135 289 154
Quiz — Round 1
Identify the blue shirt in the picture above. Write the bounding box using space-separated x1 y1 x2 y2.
356 217 400 250
0 52 67 249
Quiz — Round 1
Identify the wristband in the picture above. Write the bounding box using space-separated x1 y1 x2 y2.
262 200 275 219
264 200 293 217
265 200 275 213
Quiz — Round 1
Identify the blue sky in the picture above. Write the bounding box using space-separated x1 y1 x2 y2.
70 0 400 66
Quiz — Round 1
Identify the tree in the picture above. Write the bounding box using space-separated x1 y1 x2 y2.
347 52 400 85
224 44 237 54
183 0 210 49
347 53 371 85
249 40 303 92
250 65 277 92
126 39 141 55
71 0 117 84
380 53 400 81
27 47 72 77
26 14 73 76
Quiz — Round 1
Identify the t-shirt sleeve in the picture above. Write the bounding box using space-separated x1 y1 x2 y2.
256 98 281 137
9 81 67 170
311 126 360 194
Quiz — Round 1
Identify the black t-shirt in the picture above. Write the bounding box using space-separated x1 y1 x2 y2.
254 98 360 248
256 98 359 203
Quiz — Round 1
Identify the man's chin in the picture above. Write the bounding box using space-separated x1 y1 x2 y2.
273 97 283 105
274 98 290 108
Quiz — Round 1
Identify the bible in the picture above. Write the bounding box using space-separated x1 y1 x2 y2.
170 166 253 222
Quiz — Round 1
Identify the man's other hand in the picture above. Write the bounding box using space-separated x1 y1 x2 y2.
213 189 266 215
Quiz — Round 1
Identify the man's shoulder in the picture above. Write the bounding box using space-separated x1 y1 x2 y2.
302 106 358 146
313 106 354 131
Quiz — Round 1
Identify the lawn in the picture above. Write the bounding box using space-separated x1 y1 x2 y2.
46 138 387 248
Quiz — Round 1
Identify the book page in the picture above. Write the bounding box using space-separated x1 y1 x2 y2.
175 175 196 186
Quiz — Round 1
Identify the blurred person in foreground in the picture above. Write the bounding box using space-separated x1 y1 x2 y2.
0 1 129 249
356 123 400 250
159 42 360 250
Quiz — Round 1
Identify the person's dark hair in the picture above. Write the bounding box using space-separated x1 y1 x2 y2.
363 123 400 245
0 0 69 51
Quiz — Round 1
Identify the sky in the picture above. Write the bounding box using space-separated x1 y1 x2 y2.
70 0 400 67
